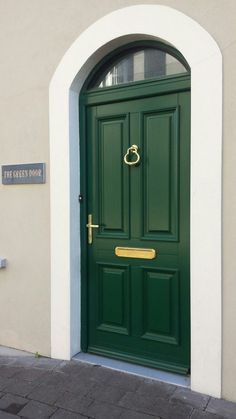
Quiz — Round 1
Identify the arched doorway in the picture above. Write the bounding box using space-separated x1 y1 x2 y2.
49 5 222 397
80 41 191 374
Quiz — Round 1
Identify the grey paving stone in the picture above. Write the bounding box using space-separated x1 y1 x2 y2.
0 393 28 414
86 400 125 419
191 409 226 419
50 363 113 388
119 409 160 419
3 358 36 368
55 362 89 377
37 372 67 387
87 383 125 404
54 360 70 372
0 378 11 392
19 400 57 419
28 383 64 404
35 373 73 396
31 358 62 370
60 375 95 396
0 358 16 367
119 391 157 415
51 409 88 419
34 370 54 386
0 393 4 399
137 379 176 399
55 392 93 415
66 365 114 386
170 387 210 409
153 398 193 419
54 361 73 373
0 411 19 419
3 379 38 397
0 367 23 379
12 368 47 383
119 391 193 418
107 371 143 392
207 397 236 419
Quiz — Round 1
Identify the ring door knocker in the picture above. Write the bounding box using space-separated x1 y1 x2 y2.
124 144 140 166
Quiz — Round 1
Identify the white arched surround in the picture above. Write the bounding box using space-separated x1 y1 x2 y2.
49 5 222 397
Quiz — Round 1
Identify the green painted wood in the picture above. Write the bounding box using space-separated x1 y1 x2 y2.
142 107 179 240
97 115 129 237
81 76 190 374
97 263 130 336
82 74 190 106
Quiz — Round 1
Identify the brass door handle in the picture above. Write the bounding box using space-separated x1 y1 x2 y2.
86 214 99 244
124 144 140 166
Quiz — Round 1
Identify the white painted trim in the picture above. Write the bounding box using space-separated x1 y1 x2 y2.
49 5 222 397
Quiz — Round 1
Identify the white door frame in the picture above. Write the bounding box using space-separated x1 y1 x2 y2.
49 5 222 397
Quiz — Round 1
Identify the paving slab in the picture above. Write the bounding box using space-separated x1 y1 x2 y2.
51 409 88 419
118 390 158 415
0 378 12 392
119 391 193 418
2 379 38 398
119 409 160 419
77 364 114 385
191 409 226 419
0 352 236 419
86 400 125 419
0 411 19 419
55 392 93 415
0 367 23 380
0 347 32 358
30 358 62 370
0 359 16 368
0 393 28 415
58 375 95 396
36 371 67 388
27 383 65 405
137 379 176 399
207 398 236 419
170 387 210 409
153 398 193 419
12 368 47 383
1 358 36 369
19 400 57 419
107 370 143 392
87 383 125 404
55 361 97 380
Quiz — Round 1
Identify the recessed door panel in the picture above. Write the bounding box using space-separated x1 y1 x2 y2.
97 263 130 336
141 267 179 345
142 109 179 241
97 116 129 238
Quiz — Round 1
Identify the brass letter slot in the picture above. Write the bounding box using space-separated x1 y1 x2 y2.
115 247 156 259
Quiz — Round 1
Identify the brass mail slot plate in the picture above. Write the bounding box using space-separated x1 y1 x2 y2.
115 247 156 259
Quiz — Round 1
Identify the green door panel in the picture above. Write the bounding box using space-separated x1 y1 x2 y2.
97 115 130 238
142 108 179 240
97 263 130 335
81 78 190 374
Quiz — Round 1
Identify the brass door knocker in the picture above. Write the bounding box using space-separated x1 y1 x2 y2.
124 144 140 166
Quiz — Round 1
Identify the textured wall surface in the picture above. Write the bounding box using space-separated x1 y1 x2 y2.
0 0 235 400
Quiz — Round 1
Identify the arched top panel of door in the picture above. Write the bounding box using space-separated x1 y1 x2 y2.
86 41 190 90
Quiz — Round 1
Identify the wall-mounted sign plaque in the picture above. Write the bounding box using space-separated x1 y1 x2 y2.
2 163 46 185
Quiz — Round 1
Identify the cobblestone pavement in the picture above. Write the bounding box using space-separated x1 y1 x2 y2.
0 355 236 419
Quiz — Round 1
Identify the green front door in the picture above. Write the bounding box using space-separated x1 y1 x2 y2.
81 76 190 374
